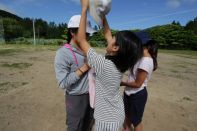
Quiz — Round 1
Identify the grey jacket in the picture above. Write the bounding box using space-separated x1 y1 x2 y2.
54 44 89 95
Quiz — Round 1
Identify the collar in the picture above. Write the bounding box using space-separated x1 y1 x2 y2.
70 43 85 56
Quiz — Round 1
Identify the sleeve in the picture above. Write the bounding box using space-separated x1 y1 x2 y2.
54 50 80 89
87 48 105 76
138 58 153 74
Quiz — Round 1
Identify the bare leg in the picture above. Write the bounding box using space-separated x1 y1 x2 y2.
134 122 143 131
123 115 132 131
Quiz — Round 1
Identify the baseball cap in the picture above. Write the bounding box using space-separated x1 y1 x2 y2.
89 0 112 27
135 31 152 45
67 15 96 34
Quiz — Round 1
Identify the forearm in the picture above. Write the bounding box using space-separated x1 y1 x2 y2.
126 81 142 88
122 69 148 88
59 72 80 89
103 16 112 42
75 64 89 77
78 7 87 42
59 66 88 89
77 7 90 54
121 81 142 88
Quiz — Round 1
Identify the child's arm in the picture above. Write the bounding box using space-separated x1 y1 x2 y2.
121 69 148 88
77 0 91 55
103 16 113 44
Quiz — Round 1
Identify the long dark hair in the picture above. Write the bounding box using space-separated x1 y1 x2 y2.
106 30 143 73
66 28 78 43
144 40 158 71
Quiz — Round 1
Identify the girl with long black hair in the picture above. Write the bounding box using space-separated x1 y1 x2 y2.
121 31 158 131
76 0 143 130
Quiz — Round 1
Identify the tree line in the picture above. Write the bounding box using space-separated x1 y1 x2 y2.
147 19 197 50
89 19 197 50
0 9 197 50
0 10 67 40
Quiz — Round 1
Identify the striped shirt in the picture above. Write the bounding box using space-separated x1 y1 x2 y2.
87 48 125 123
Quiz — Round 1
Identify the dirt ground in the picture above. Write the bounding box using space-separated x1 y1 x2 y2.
0 46 197 131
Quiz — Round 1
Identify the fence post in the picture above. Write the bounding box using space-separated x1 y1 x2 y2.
0 16 5 44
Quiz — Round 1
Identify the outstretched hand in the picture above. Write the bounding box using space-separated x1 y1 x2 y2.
80 0 89 10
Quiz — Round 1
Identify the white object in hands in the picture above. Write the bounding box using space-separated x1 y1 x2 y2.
89 0 112 27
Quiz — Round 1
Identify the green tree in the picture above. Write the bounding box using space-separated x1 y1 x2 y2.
3 18 23 41
185 17 197 34
148 23 197 50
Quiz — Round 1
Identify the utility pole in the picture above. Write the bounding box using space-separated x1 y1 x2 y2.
0 16 5 44
33 19 36 45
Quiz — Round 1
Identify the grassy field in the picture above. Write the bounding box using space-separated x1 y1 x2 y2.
0 44 59 52
159 49 197 58
0 44 197 131
1 43 196 54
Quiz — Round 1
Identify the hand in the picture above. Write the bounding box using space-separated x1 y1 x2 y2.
80 63 90 73
120 81 127 86
80 0 89 10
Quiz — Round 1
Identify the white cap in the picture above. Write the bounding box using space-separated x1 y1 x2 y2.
67 15 96 34
89 0 111 27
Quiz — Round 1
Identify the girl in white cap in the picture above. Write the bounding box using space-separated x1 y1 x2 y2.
54 14 95 131
77 0 143 130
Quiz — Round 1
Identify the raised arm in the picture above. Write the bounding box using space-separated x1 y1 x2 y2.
77 0 91 55
103 16 113 44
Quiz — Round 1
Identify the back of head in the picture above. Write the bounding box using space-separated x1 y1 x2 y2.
145 40 158 71
135 30 158 71
108 30 143 73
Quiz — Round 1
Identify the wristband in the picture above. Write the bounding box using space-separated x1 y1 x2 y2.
78 68 84 74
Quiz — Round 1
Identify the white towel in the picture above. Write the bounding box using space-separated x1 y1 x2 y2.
89 0 112 26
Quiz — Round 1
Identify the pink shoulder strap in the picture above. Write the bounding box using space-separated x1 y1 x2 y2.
64 44 78 66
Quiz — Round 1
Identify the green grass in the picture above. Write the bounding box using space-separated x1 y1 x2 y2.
0 48 25 56
0 82 28 94
0 82 28 87
170 69 179 73
183 96 193 101
1 63 33 69
0 44 59 52
175 64 187 68
159 49 197 58
1 44 196 56
0 82 10 87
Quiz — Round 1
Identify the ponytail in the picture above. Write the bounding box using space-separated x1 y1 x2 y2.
145 40 158 71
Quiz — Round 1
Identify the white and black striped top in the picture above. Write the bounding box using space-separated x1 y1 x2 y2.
87 48 125 123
